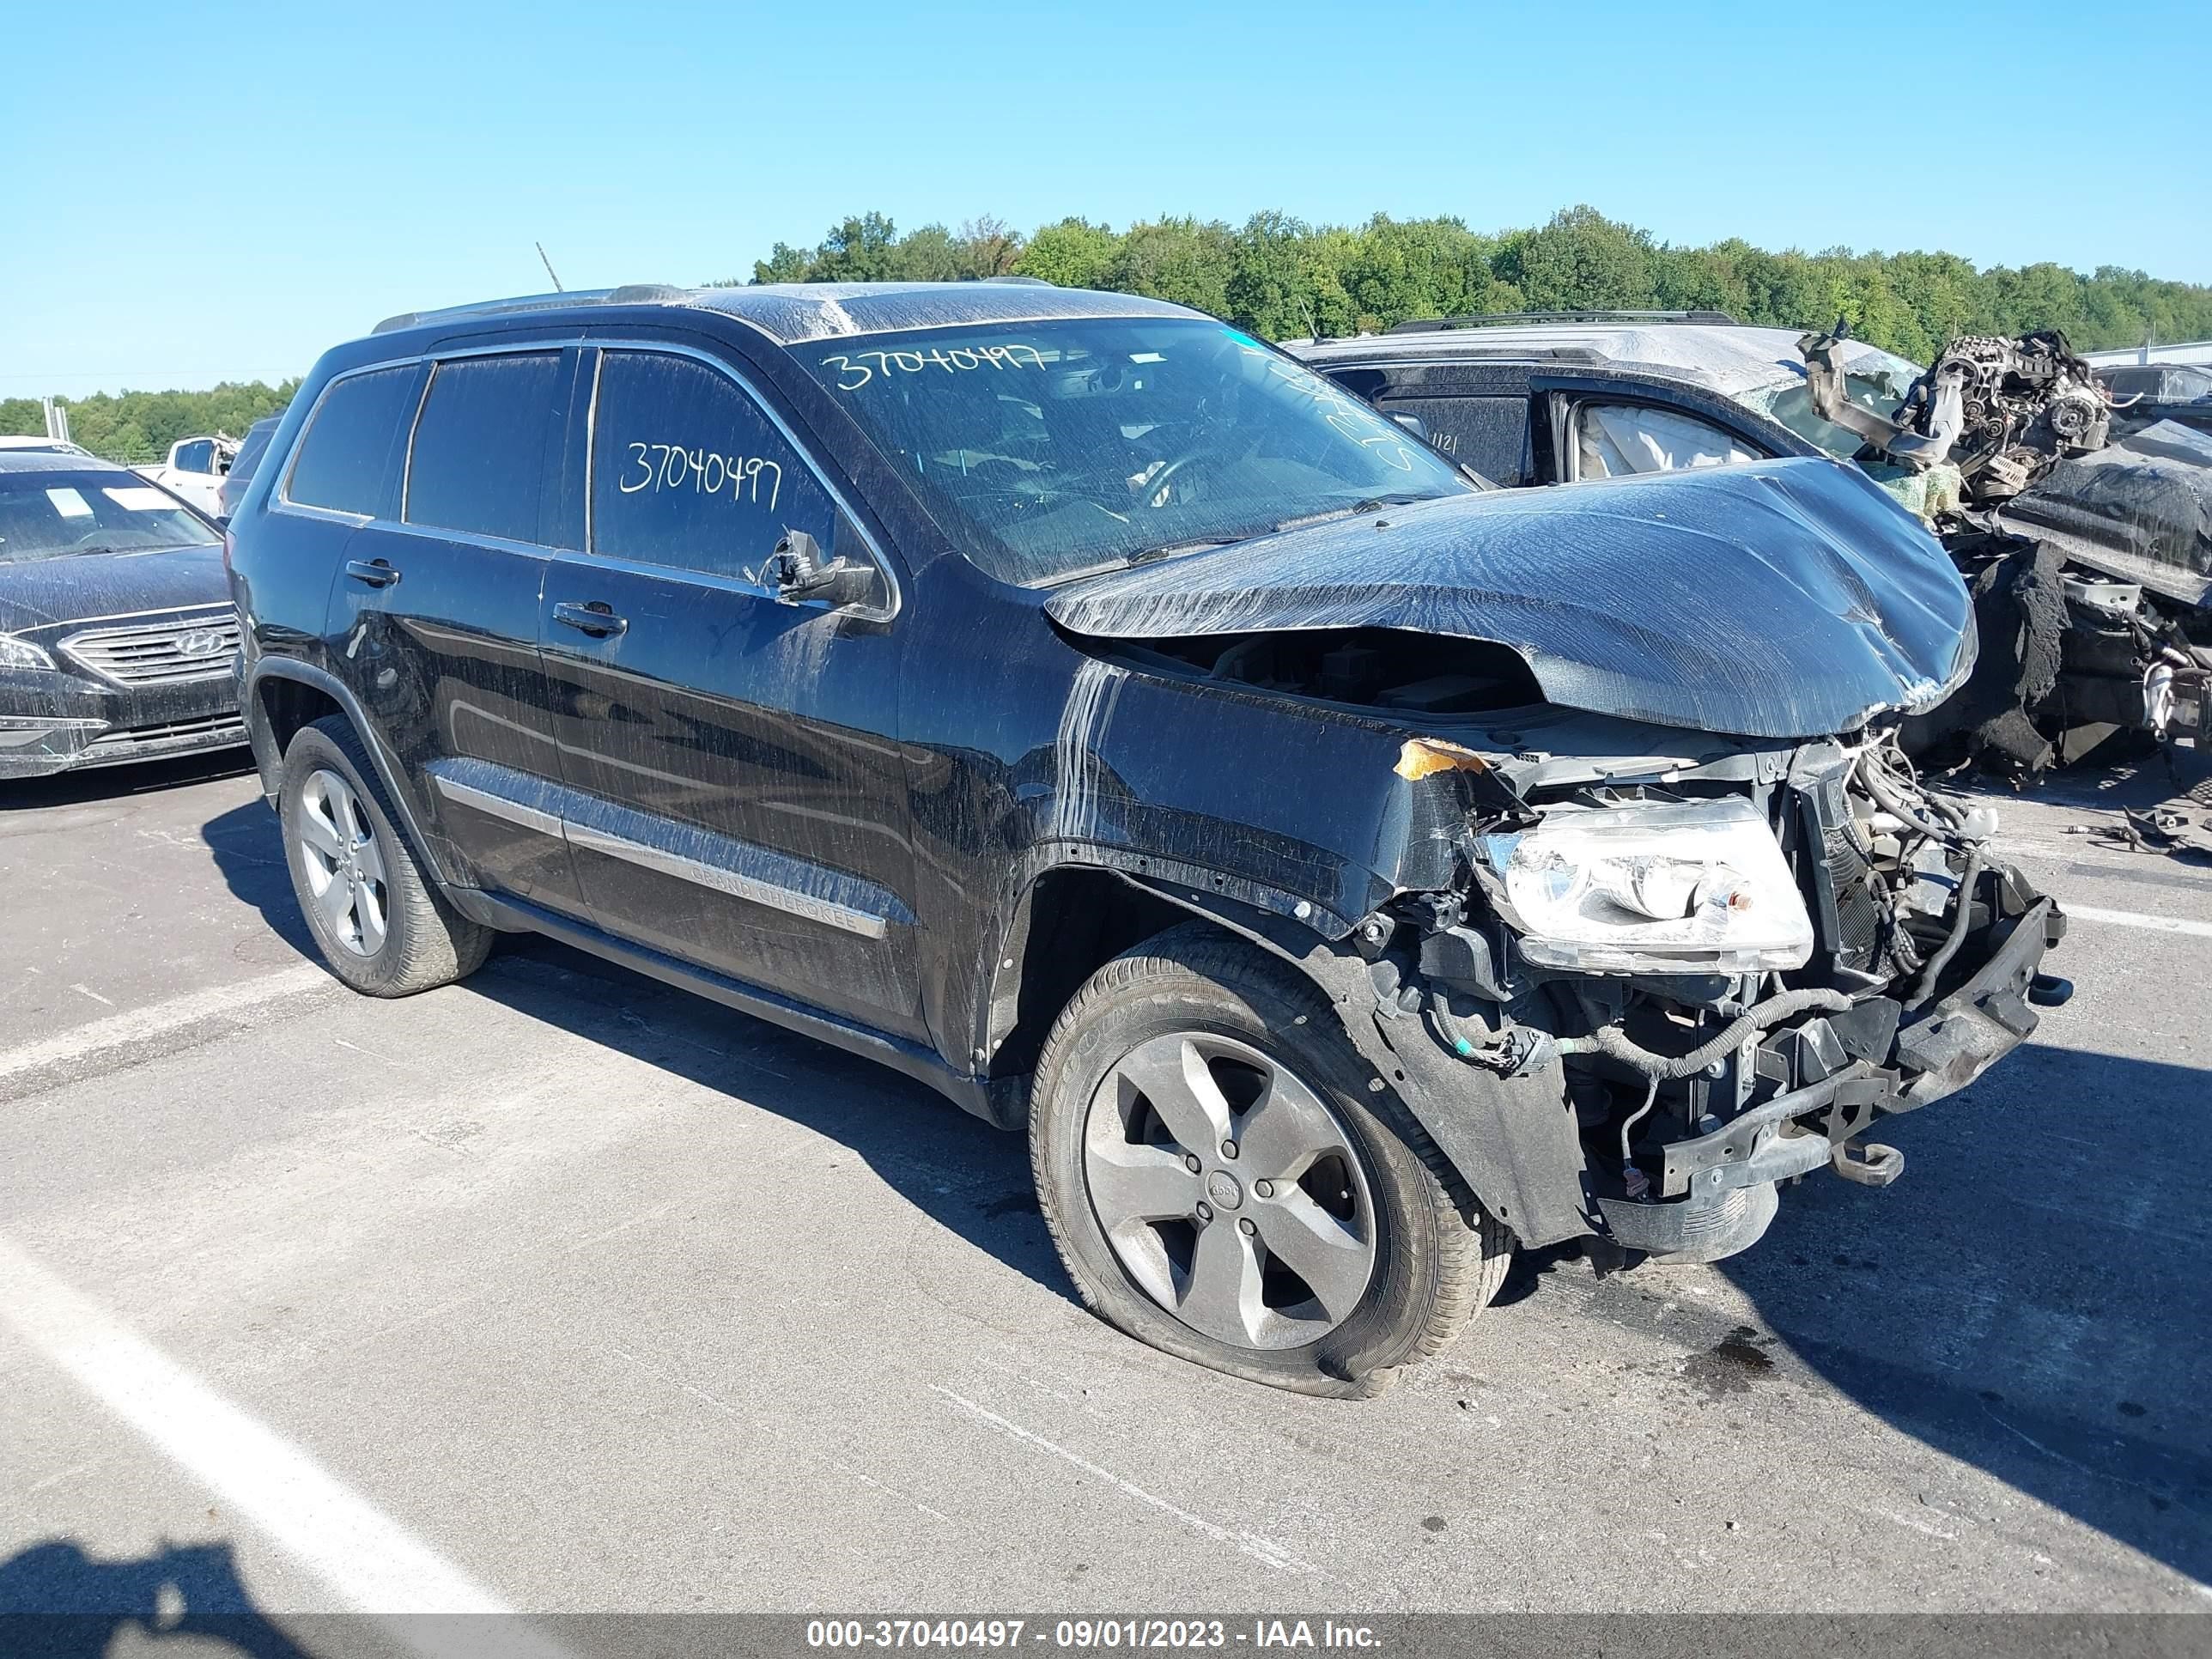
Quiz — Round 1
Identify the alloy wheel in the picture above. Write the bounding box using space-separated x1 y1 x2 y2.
295 769 389 957
1082 1031 1376 1350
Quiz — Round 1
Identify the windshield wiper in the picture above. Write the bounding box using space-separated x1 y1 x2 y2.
1270 492 1446 534
1113 495 1454 574
1123 536 1242 568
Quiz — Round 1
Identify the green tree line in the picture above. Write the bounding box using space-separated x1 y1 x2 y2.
0 380 298 465
13 206 2208 453
739 205 2212 362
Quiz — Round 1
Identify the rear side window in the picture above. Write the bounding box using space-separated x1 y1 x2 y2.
285 366 424 519
588 350 836 579
404 353 563 544
1381 394 1532 485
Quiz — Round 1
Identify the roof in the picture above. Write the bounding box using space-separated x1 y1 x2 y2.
0 448 129 475
1292 321 1913 398
0 438 94 456
373 281 1196 349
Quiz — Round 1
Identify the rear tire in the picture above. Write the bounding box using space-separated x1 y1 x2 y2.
278 716 491 996
1030 924 1510 1396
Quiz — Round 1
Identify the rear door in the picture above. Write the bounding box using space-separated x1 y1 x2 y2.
538 343 923 1037
330 346 586 915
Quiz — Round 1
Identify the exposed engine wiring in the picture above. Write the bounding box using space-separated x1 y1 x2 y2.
1558 988 1853 1080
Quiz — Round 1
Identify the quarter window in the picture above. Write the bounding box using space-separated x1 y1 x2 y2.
589 350 836 579
284 364 425 519
405 353 563 543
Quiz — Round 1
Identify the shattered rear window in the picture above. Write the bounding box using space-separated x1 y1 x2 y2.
803 318 1471 586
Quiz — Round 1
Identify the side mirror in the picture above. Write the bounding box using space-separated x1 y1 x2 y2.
1390 411 1431 441
768 529 877 610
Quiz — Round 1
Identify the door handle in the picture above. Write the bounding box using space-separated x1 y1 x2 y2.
344 559 400 587
553 600 628 638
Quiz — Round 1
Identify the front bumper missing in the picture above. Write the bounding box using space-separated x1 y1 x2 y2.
1596 897 2064 1256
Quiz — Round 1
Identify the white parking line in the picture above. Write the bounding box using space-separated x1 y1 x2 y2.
0 963 333 1085
0 1232 577 1658
933 1386 1321 1576
2067 904 2212 940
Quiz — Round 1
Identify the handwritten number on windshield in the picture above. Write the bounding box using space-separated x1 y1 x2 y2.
821 343 1048 392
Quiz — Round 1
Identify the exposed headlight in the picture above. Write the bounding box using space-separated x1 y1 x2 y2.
0 634 56 672
1480 798 1813 975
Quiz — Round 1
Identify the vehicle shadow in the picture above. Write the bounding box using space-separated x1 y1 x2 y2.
198 798 320 961
0 1537 313 1656
0 748 256 813
1678 1038 2212 1588
196 801 1068 1304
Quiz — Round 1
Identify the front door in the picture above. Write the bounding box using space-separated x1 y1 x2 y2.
331 346 586 914
538 344 922 1037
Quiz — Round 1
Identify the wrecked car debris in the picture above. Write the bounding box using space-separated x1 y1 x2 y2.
1294 316 2212 782
231 282 2060 1395
1801 325 2111 501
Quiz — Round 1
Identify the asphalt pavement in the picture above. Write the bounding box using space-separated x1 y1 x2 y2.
2 748 2208 1626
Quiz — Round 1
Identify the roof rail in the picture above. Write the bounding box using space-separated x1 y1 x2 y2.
371 284 689 336
1383 309 1741 334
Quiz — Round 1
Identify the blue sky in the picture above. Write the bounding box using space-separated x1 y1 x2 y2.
5 0 2207 396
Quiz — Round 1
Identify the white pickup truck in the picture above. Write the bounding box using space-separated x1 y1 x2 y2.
133 433 240 519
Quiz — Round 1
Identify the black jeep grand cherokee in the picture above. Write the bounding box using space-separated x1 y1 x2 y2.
227 281 2065 1395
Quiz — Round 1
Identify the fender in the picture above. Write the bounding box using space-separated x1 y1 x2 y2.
243 656 466 891
1116 874 1596 1249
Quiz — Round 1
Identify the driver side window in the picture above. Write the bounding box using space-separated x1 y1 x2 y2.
589 350 836 580
1573 402 1757 480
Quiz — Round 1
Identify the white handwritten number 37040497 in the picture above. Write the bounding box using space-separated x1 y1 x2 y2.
819 343 1047 392
620 442 784 512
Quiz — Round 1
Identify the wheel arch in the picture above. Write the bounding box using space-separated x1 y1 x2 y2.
977 863 1342 1088
985 861 1597 1249
246 659 460 890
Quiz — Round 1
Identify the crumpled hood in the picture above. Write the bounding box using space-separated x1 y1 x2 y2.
0 544 230 635
1046 458 1975 741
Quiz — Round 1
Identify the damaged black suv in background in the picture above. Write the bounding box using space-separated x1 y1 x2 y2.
225 282 2066 1395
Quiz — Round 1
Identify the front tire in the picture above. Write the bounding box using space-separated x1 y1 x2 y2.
278 716 492 996
1031 925 1510 1396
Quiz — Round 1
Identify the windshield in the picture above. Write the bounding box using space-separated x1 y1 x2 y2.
1739 344 1927 460
0 471 217 565
803 317 1473 585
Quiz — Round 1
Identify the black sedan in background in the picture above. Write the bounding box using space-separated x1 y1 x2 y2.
0 450 245 779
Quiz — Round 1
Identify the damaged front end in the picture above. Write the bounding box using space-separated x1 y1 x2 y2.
1333 726 2064 1262
1042 459 2060 1265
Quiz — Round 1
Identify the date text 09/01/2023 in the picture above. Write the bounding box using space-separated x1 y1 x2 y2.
805 1619 1384 1650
